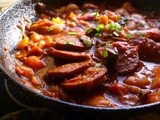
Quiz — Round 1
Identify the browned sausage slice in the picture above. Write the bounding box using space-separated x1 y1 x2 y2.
48 60 93 77
61 67 107 90
52 33 86 52
48 47 90 61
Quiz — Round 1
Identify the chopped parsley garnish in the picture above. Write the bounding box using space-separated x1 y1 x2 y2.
86 24 104 38
66 40 74 45
68 32 77 36
105 43 112 48
80 35 92 48
102 49 108 58
83 40 92 48
48 27 53 32
117 15 121 21
107 23 122 32
95 33 102 37
138 33 145 37
96 24 104 33
126 33 133 38
94 11 100 20
86 28 93 34
95 63 102 68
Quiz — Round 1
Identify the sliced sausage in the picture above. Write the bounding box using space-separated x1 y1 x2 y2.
48 60 93 77
48 47 90 61
52 33 86 52
129 37 160 63
61 67 107 90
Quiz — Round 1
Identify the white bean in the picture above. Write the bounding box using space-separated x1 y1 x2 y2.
126 20 136 30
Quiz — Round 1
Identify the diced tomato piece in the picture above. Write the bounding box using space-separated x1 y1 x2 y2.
108 83 128 96
146 90 160 103
30 76 42 88
151 77 160 89
19 78 27 84
38 40 46 48
16 65 33 78
152 66 160 89
25 56 45 70
27 46 44 56
44 36 53 47
42 90 58 98
86 94 116 107
100 15 108 24
17 37 29 50
125 75 151 89
30 32 42 42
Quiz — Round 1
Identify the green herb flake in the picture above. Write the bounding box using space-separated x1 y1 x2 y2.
126 33 133 38
86 28 93 34
139 21 145 27
95 63 102 68
117 15 121 20
83 40 92 48
105 43 112 48
94 11 100 20
48 27 53 32
68 32 77 36
66 40 74 45
95 33 102 37
138 33 145 37
102 49 108 58
107 23 122 32
96 24 104 32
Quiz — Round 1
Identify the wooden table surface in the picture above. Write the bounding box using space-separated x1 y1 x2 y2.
0 0 17 13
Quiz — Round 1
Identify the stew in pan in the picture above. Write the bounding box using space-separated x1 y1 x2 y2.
15 1 160 108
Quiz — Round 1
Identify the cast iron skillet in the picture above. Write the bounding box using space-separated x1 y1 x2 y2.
0 0 160 119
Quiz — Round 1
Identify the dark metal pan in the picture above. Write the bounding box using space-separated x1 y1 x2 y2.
0 0 159 119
